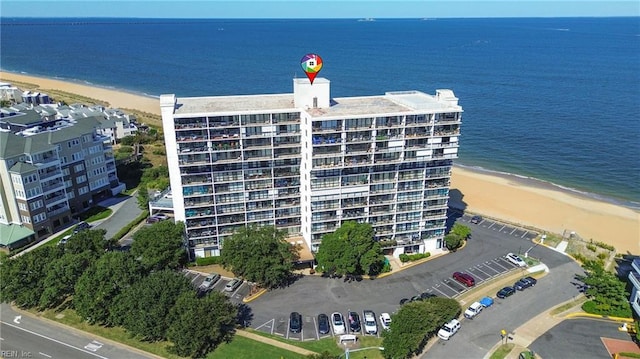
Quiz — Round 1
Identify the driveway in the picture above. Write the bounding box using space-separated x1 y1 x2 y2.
94 194 143 241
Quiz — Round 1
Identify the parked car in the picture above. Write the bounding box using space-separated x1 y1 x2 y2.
146 216 160 224
514 276 537 291
153 213 169 220
480 296 494 307
437 319 461 340
198 273 221 292
497 286 516 299
452 272 476 287
362 310 377 335
506 253 527 267
470 215 483 224
331 312 346 335
347 311 361 333
410 295 422 302
317 314 330 335
420 292 437 300
224 278 243 292
58 234 72 246
73 221 91 234
464 301 484 319
399 298 409 305
379 313 392 331
289 312 302 333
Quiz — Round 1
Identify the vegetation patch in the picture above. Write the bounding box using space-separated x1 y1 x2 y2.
196 256 223 266
79 206 113 222
489 344 515 359
399 252 431 263
578 259 632 318
111 210 148 241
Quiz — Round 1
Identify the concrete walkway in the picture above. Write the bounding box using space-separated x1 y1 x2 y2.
236 330 318 356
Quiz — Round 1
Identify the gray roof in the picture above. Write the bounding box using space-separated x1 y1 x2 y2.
0 117 101 158
0 110 42 126
9 161 38 174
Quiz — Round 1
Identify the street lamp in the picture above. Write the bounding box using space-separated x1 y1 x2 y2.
341 347 385 359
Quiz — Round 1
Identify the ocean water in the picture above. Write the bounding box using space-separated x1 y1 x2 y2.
1 17 639 206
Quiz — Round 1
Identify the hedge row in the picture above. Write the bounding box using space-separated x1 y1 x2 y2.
399 252 431 263
195 256 222 266
110 210 149 241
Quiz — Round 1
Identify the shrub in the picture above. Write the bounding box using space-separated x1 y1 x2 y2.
381 261 391 273
586 244 597 252
618 353 640 359
595 241 615 251
571 252 588 263
195 256 222 266
407 252 431 261
399 254 410 263
111 210 148 241
596 253 608 260
152 148 166 156
582 300 632 318
118 145 134 153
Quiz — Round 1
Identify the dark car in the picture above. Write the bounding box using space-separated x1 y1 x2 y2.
420 292 437 300
348 311 361 332
73 221 91 234
514 276 537 291
470 215 483 224
410 295 422 302
289 312 302 333
317 314 330 335
497 286 516 299
399 298 409 305
453 272 476 287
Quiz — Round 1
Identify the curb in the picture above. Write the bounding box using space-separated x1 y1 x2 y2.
242 288 268 303
564 312 634 323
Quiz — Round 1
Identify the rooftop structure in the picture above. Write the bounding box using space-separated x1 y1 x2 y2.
161 78 463 258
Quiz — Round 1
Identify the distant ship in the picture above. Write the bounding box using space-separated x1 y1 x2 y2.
358 18 375 22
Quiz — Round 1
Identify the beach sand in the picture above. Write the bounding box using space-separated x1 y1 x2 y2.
2 72 638 254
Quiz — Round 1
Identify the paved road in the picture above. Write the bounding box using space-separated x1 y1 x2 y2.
94 194 142 242
0 304 152 359
247 214 583 350
529 318 632 359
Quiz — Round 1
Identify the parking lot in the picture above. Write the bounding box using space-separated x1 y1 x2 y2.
457 213 538 241
255 310 383 341
182 269 251 304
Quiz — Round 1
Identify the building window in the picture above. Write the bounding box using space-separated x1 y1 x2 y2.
76 175 87 184
78 186 89 195
18 203 27 211
74 164 84 172
21 215 31 223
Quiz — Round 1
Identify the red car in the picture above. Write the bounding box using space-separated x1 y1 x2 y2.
453 272 475 287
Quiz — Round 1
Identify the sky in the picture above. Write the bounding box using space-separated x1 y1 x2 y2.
1 0 638 18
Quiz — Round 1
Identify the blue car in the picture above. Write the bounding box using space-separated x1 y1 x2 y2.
480 296 494 307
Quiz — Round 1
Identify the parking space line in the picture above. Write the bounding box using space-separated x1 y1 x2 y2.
441 280 463 293
476 264 491 278
189 274 200 283
432 285 450 297
487 222 495 229
313 316 319 340
498 225 505 232
510 228 517 235
521 231 528 238
492 259 509 271
483 261 501 274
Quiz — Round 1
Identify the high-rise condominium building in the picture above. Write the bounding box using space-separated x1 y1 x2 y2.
161 78 462 258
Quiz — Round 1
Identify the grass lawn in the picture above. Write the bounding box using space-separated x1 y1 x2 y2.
38 307 309 359
79 206 113 222
207 335 306 359
246 329 384 357
39 228 74 248
489 343 515 359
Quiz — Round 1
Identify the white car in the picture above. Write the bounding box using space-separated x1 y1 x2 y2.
437 318 461 340
379 312 391 330
506 253 526 267
198 273 221 292
331 312 346 335
224 278 242 292
464 301 484 319
362 310 377 335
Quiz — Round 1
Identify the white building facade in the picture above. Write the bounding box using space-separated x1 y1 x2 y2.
161 78 463 258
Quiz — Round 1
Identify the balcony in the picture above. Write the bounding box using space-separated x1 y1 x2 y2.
46 204 69 217
41 180 65 194
39 168 63 181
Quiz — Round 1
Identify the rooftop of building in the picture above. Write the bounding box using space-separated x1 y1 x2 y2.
0 223 35 248
167 79 461 118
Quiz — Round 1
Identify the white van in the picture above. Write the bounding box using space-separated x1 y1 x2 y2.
506 253 526 267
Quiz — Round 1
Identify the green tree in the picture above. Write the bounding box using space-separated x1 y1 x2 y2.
0 246 63 308
131 220 187 273
382 297 461 359
64 229 115 257
167 291 237 358
578 260 631 317
137 186 150 210
73 251 144 325
307 352 339 359
221 225 298 289
110 270 192 341
141 165 170 190
450 223 471 239
315 221 385 276
38 251 94 309
444 233 463 251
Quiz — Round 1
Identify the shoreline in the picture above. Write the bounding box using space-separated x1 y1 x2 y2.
2 71 638 254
